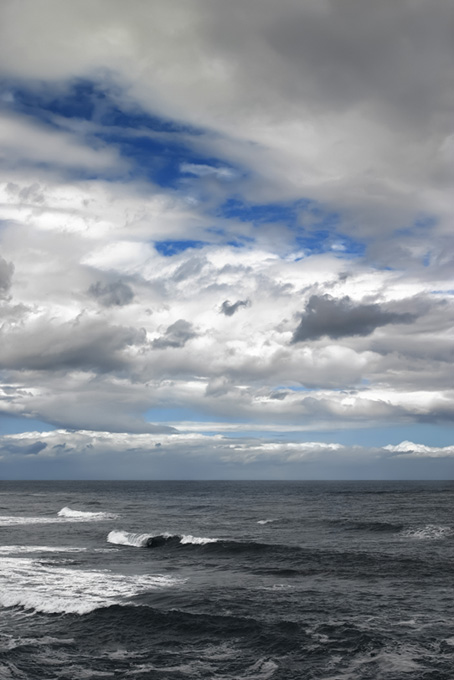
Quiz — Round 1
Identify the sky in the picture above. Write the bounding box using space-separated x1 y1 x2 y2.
0 0 453 480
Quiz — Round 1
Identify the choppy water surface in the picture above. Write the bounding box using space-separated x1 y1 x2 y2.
0 480 453 679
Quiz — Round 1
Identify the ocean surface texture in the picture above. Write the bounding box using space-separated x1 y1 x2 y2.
0 480 453 679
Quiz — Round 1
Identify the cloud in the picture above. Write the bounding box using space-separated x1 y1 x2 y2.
0 1 453 477
0 315 146 373
152 319 196 349
220 299 250 316
384 441 454 458
89 280 134 307
0 256 14 296
180 163 236 180
292 295 417 343
0 111 124 174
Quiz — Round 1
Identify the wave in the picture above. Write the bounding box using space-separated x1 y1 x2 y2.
400 524 453 540
257 519 277 525
180 534 219 545
57 506 117 520
0 557 184 615
107 530 155 548
0 545 112 556
107 530 219 548
0 507 117 526
0 515 66 526
107 531 281 555
0 545 87 554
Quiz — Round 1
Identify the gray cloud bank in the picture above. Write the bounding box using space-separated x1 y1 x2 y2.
292 295 417 342
89 280 134 307
1 429 453 480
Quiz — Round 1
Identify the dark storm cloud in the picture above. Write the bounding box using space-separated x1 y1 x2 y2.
152 319 196 349
0 256 14 296
292 295 416 343
0 317 146 372
1 440 47 456
269 391 288 400
89 280 134 307
220 299 250 316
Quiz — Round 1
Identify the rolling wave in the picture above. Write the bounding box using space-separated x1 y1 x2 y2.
107 531 279 555
107 530 219 548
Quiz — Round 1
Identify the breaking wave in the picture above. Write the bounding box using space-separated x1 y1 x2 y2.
107 532 285 555
0 507 117 526
58 506 117 520
107 530 219 548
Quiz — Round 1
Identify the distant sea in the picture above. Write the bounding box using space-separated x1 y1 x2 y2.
0 480 453 679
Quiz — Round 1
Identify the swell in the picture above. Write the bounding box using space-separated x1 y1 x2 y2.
71 603 309 656
325 519 404 532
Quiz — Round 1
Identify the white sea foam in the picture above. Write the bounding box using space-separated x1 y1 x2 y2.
0 545 87 554
0 557 184 614
58 506 117 520
180 534 218 545
257 519 277 525
1 634 74 651
0 507 117 526
401 524 453 540
0 515 65 526
0 546 112 556
244 658 278 679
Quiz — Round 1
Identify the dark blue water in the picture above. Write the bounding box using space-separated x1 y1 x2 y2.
0 480 453 679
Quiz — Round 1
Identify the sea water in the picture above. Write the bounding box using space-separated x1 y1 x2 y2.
0 480 453 679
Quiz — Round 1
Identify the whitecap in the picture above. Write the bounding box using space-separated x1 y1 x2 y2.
400 524 453 540
257 519 277 525
58 506 117 520
107 530 219 548
0 508 117 526
180 534 219 545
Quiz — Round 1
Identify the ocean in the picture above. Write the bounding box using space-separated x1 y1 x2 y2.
0 480 453 679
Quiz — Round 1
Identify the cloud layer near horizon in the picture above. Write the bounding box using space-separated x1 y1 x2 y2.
0 1 453 478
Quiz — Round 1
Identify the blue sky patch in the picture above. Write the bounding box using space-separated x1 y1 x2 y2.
154 239 207 256
2 78 241 187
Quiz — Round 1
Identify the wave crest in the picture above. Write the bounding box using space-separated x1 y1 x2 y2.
107 530 219 548
58 507 117 520
107 530 153 547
